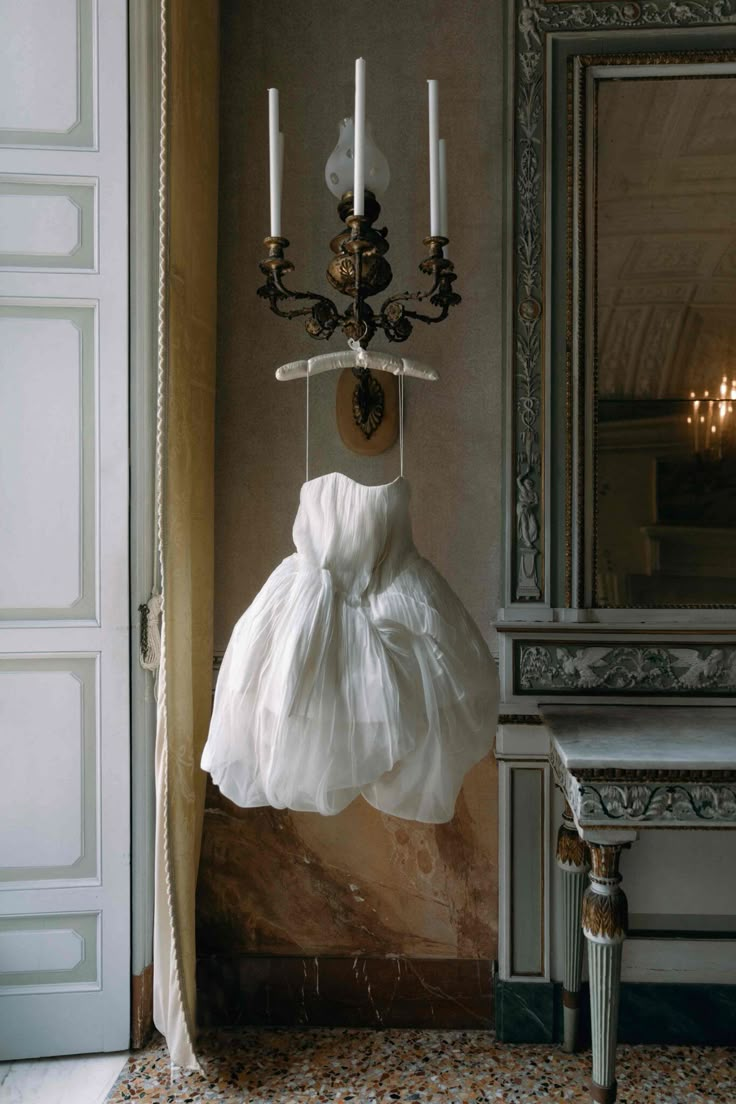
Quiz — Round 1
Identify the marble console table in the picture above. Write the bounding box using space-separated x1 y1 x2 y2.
543 705 736 1104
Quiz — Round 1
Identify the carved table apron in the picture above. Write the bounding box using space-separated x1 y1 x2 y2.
542 704 736 1104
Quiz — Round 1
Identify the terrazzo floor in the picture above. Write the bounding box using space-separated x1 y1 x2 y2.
104 1029 736 1104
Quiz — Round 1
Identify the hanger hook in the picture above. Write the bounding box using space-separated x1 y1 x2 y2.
348 330 369 369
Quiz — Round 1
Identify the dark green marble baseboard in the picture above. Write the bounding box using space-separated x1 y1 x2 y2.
495 978 558 1043
198 955 494 1029
495 979 736 1046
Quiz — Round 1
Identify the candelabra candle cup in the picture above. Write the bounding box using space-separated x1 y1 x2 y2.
420 235 450 267
258 236 294 281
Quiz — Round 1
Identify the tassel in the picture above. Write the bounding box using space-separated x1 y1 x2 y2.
139 591 163 672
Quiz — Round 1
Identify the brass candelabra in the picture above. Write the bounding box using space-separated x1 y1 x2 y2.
257 189 460 438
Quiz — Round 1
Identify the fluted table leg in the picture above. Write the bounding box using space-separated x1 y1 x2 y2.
583 840 630 1104
556 802 589 1052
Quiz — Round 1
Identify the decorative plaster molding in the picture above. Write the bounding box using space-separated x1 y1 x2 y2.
550 742 736 826
580 781 736 823
516 641 736 695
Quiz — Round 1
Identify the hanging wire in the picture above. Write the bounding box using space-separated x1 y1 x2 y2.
305 365 310 481
399 370 405 477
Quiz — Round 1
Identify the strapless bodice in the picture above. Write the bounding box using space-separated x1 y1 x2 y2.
292 472 416 600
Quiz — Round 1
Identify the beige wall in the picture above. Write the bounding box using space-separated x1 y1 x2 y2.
200 0 504 962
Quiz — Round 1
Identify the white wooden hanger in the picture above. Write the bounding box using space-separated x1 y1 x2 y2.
275 339 439 381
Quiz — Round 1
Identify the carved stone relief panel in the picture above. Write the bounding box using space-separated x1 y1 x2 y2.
515 641 736 695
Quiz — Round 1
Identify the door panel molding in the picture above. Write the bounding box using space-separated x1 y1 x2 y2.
0 912 100 994
0 175 98 271
0 0 97 150
0 302 97 622
0 656 98 887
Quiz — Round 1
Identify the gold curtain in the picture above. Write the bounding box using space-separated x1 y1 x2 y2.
152 0 219 1070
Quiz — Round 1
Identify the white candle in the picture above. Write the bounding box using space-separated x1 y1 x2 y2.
438 137 448 238
354 58 366 216
427 79 440 236
268 87 281 237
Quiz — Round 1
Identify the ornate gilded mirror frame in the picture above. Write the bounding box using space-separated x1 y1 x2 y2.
506 0 736 611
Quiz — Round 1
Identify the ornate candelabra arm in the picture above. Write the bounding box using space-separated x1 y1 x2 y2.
377 236 461 342
258 235 341 339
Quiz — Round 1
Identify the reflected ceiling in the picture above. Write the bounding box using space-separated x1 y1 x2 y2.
597 76 736 399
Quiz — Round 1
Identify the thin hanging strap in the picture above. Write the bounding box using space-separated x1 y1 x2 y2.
399 370 405 477
305 367 310 481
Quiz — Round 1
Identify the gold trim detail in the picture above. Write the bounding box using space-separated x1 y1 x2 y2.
582 891 628 941
582 842 629 941
557 824 589 869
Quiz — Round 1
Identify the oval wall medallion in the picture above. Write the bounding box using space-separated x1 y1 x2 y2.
336 366 399 455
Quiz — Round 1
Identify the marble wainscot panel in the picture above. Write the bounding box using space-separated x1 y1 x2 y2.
196 758 497 1027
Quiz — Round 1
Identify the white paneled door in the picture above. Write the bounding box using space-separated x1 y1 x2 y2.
0 0 130 1058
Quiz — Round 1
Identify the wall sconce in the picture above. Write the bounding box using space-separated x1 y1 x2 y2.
257 62 460 450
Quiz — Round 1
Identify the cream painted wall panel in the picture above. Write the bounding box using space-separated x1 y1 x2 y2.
0 305 95 620
621 938 736 984
623 828 736 918
511 766 546 976
0 0 96 149
0 177 97 270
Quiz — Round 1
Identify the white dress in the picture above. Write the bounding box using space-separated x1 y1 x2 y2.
201 472 498 823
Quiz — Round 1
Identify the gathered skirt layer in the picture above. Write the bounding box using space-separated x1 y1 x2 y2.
202 551 498 823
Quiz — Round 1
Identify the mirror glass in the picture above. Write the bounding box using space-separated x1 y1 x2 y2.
595 74 736 607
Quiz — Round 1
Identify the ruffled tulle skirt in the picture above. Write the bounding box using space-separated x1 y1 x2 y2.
201 552 498 823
